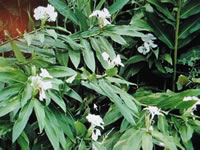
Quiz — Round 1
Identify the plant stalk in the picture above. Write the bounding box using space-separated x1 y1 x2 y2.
173 0 181 91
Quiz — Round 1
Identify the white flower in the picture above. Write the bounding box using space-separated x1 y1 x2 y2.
141 33 156 42
33 6 46 20
111 55 124 67
86 114 104 129
45 4 58 22
137 33 157 55
30 69 53 101
137 45 149 55
40 68 53 78
38 80 52 101
102 52 110 61
101 52 124 67
144 106 164 120
33 4 57 22
92 128 101 141
89 8 111 27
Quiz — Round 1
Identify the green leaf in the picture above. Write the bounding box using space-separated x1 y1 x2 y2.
99 80 136 124
48 0 79 25
90 37 108 69
24 33 33 46
125 55 146 65
106 25 144 37
74 8 89 31
109 0 129 14
69 50 80 69
45 108 66 149
4 31 26 62
161 53 173 65
47 66 76 77
21 84 32 107
17 131 30 150
179 14 200 39
152 130 178 150
0 83 23 101
178 46 200 62
96 0 106 10
146 13 174 49
74 121 87 137
177 75 190 87
12 100 33 142
0 96 21 117
181 1 200 19
180 124 194 142
81 39 96 72
33 99 45 133
99 36 116 59
64 86 82 103
142 133 153 150
104 104 122 126
56 52 69 66
44 111 60 150
158 115 169 135
103 32 127 45
46 29 57 40
92 141 107 150
48 90 66 112
37 33 45 43
106 67 118 76
147 0 175 21
62 35 82 50
114 129 143 150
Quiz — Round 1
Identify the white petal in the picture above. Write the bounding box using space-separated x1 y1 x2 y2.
40 81 52 90
33 6 46 20
92 129 101 141
148 40 157 48
89 10 101 18
86 114 104 129
103 18 111 26
102 8 111 18
111 55 124 67
39 89 46 101
144 42 150 53
102 52 110 61
40 68 53 78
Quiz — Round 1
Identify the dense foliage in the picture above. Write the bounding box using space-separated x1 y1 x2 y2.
0 0 200 149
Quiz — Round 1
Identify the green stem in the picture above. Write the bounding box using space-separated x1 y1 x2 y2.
173 0 181 91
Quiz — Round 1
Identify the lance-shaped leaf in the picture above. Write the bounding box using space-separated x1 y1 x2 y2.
81 39 96 72
12 100 33 142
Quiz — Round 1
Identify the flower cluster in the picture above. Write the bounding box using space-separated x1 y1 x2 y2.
30 68 53 101
86 114 104 141
89 8 111 27
33 4 58 22
144 106 164 120
102 52 124 67
137 33 158 55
